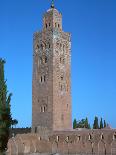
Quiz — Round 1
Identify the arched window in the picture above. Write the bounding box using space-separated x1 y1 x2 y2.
113 133 116 140
41 44 43 49
40 75 46 83
46 23 47 28
48 43 51 48
49 23 50 27
55 23 57 27
43 106 46 112
66 136 69 142
37 44 39 49
38 136 41 140
101 134 104 140
56 136 59 142
40 106 46 112
41 76 42 82
78 136 81 141
58 24 60 28
61 76 63 80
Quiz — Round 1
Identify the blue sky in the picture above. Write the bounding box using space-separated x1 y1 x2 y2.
0 0 116 128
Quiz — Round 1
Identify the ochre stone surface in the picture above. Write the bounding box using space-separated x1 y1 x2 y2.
7 129 116 155
7 5 116 155
32 7 72 132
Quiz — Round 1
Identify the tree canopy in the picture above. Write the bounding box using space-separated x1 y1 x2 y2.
73 117 91 129
93 116 99 129
73 116 107 130
0 58 12 152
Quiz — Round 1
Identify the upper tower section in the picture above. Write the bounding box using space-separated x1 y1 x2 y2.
43 2 62 32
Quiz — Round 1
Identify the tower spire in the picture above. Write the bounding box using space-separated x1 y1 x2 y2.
51 0 55 8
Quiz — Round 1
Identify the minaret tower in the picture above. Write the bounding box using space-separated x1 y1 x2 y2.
32 1 72 132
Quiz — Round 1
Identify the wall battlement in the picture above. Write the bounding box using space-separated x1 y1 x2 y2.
7 129 116 155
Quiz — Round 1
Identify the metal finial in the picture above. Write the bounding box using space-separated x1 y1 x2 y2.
51 0 55 8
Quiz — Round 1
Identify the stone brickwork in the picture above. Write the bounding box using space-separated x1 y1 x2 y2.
32 6 72 132
7 4 116 155
7 129 116 155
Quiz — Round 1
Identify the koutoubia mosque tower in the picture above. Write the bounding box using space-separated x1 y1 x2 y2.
32 1 72 132
7 1 116 155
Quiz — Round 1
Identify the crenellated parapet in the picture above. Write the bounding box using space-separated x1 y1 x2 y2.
7 129 116 155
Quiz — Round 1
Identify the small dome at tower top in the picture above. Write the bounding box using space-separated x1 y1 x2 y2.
47 8 58 13
45 8 62 19
46 0 61 15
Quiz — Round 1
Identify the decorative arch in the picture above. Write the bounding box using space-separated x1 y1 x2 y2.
113 132 116 140
101 133 104 140
36 44 39 49
40 104 47 113
23 141 30 154
111 140 116 155
98 141 106 155
88 133 92 140
52 141 58 154
85 141 93 154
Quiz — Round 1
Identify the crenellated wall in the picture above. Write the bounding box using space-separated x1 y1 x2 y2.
7 129 116 155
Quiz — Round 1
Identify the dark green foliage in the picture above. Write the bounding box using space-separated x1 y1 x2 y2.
93 116 107 129
73 116 107 130
93 116 99 129
104 120 106 128
0 59 12 152
100 118 103 129
76 117 91 129
73 118 77 129
11 119 18 128
85 117 91 129
77 119 85 128
76 119 83 128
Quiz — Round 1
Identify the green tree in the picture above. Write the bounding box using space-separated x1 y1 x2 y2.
77 119 85 128
73 118 77 129
93 116 99 129
76 118 91 129
85 117 91 129
100 118 103 129
0 59 12 152
12 119 18 128
104 120 106 128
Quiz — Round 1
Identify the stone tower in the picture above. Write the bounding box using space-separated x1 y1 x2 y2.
32 2 72 132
